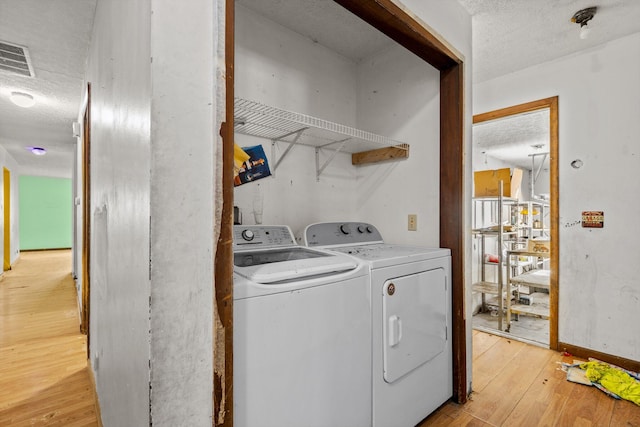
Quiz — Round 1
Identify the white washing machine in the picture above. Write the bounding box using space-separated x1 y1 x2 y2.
304 222 452 427
233 225 371 427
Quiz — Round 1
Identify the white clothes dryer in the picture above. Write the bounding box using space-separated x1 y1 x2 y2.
233 225 371 427
304 222 452 427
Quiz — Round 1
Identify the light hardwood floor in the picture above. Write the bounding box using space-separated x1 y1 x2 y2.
0 250 99 426
420 330 640 426
2 250 638 426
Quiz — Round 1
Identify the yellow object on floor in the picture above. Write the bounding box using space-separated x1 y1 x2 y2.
581 361 640 406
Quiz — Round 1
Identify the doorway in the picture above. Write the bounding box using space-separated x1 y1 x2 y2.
80 83 91 344
3 167 10 271
471 97 559 349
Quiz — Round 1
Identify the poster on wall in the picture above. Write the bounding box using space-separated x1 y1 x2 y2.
234 145 272 186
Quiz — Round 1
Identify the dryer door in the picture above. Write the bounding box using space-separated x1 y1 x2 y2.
382 268 447 383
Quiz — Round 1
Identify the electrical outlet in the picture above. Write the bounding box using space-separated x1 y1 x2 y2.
408 214 417 231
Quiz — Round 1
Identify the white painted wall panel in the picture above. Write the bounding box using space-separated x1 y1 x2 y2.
149 0 216 424
234 4 358 237
474 32 640 361
84 1 152 425
355 44 440 247
235 4 357 125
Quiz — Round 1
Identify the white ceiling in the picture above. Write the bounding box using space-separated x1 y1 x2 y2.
0 0 96 176
236 0 395 61
1 0 639 175
474 109 550 170
457 0 640 83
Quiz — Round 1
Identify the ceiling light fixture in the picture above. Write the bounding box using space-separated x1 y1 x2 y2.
572 7 597 40
9 91 36 108
25 146 47 156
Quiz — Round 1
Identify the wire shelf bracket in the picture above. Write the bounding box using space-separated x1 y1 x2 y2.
234 97 410 180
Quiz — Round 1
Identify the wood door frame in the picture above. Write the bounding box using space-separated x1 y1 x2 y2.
80 83 92 347
216 1 468 422
473 96 560 350
3 167 10 271
214 0 235 425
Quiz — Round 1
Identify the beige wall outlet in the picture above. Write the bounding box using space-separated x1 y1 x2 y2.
408 214 417 231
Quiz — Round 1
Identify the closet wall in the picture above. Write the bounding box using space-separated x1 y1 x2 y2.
234 4 441 244
355 44 440 246
234 4 358 237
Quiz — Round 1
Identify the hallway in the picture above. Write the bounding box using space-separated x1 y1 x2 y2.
0 250 99 426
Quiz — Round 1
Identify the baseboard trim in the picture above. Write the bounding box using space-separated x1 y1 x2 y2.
558 341 640 373
87 359 103 427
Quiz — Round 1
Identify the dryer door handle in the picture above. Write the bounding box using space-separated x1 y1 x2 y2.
388 315 402 347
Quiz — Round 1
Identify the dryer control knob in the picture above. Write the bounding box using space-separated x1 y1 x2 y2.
339 224 350 235
241 229 255 241
366 226 373 233
357 225 365 233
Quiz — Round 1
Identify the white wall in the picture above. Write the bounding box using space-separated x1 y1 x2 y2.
472 153 514 172
85 0 218 425
355 44 440 246
19 164 72 179
234 4 359 237
149 0 216 424
474 32 640 361
84 1 152 425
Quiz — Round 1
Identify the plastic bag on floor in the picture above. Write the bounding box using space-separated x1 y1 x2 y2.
580 361 640 406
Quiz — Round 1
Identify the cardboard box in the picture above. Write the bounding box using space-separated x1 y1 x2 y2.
527 239 551 254
474 167 523 198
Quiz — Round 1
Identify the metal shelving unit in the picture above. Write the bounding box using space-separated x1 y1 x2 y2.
517 200 550 238
505 249 551 332
472 182 521 331
234 98 410 180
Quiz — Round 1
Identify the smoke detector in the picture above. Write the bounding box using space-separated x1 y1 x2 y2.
571 7 597 39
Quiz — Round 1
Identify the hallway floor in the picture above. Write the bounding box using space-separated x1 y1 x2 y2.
0 250 99 426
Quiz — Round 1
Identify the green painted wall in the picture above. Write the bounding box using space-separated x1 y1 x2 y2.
19 176 72 250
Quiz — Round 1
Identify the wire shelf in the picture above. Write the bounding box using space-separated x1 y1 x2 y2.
234 98 409 154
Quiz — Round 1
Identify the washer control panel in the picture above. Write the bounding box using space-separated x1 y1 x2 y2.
233 225 296 249
305 222 384 247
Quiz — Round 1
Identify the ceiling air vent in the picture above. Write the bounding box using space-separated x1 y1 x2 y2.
0 41 35 78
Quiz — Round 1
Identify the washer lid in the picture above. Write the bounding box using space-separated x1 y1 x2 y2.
234 247 358 284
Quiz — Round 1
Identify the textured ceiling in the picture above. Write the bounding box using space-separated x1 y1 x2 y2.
474 109 550 169
236 0 395 61
457 0 640 83
2 0 639 175
458 0 640 168
0 0 96 176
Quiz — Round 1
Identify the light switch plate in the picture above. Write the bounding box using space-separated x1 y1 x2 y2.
408 214 417 231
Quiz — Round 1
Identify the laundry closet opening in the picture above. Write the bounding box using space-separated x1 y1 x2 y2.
225 0 467 415
232 1 440 240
